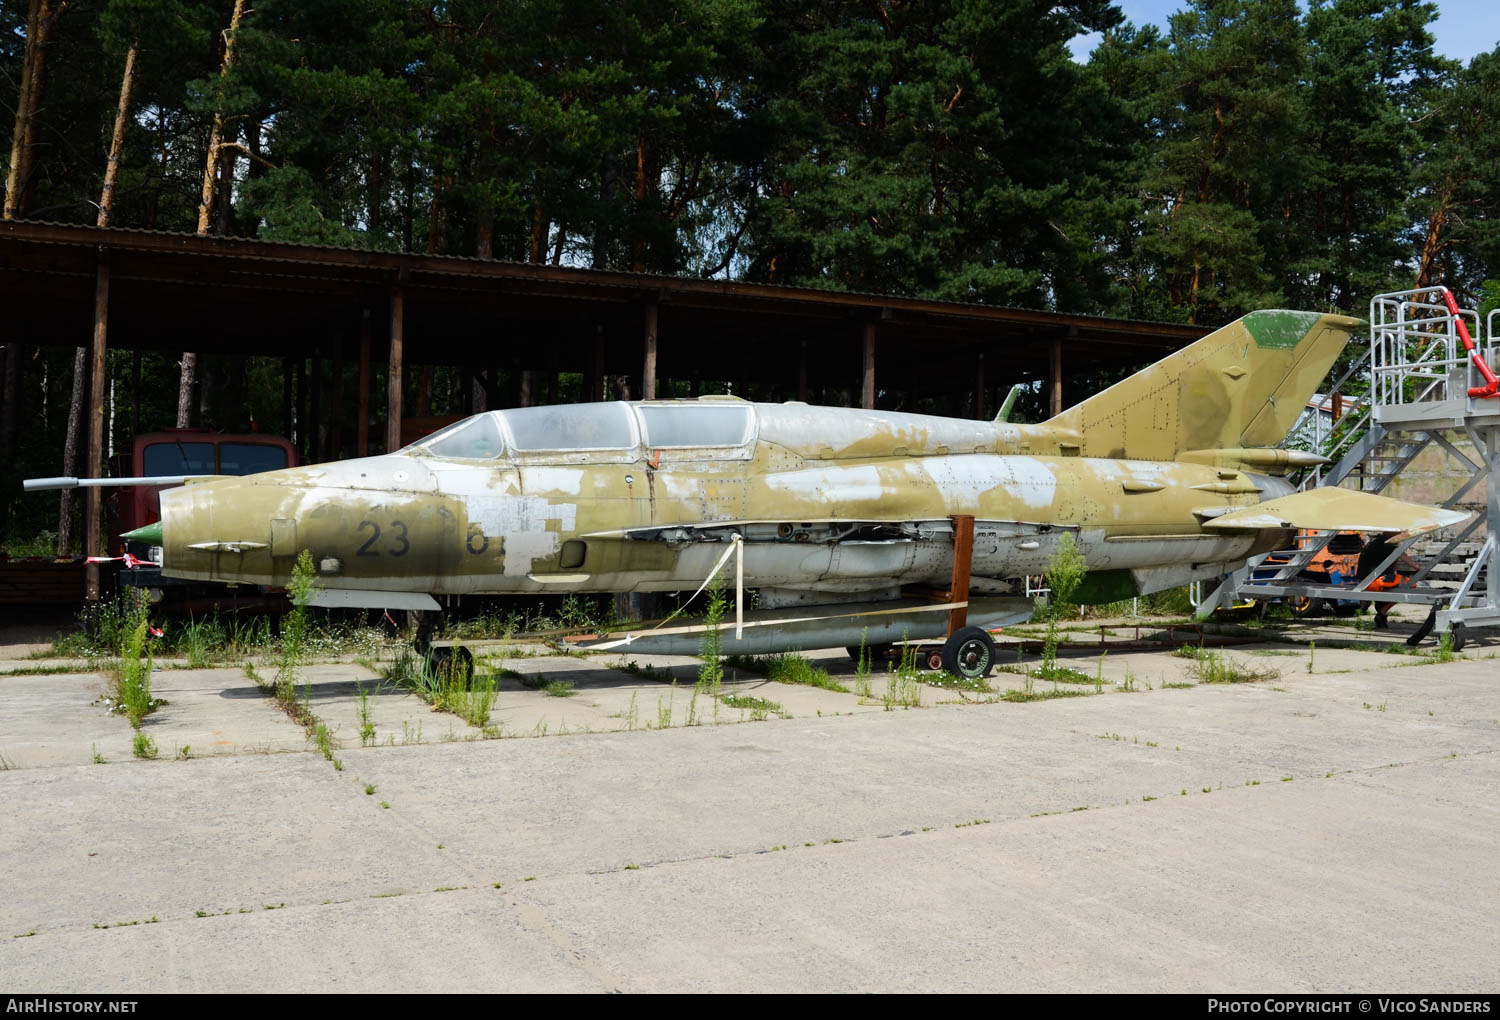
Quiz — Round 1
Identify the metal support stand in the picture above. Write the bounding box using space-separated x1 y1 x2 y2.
1232 286 1500 645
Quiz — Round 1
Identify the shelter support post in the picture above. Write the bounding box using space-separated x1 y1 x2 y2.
589 325 606 403
84 250 110 599
976 351 986 420
386 281 403 453
643 301 658 401
356 309 370 458
329 345 343 460
861 322 875 410
1049 337 1063 418
309 356 322 461
947 514 974 637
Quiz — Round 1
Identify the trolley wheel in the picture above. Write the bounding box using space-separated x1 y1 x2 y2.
1290 596 1325 618
926 648 945 672
941 627 996 681
1447 622 1467 653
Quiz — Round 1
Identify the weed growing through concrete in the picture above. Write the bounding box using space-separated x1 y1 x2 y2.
625 690 639 730
541 680 575 697
313 722 337 761
275 551 317 707
132 730 157 760
175 745 191 760
439 665 497 728
999 686 1089 703
854 629 874 700
657 691 674 729
1178 643 1280 684
721 693 784 720
91 744 106 764
1428 632 1456 664
1041 533 1088 676
698 578 726 721
1307 641 1316 673
726 651 849 693
117 591 158 728
356 681 376 747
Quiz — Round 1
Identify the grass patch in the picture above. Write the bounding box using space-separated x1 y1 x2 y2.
1424 632 1457 664
999 686 1090 703
1177 644 1280 684
721 693 785 720
724 652 849 693
926 669 992 693
0 663 99 676
541 680 576 698
881 640 923 710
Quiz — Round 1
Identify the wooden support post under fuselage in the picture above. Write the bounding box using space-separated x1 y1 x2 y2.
947 514 975 638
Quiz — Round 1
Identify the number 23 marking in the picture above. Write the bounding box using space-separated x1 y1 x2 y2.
356 520 409 557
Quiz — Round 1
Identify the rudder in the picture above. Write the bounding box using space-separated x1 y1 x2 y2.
1044 310 1360 461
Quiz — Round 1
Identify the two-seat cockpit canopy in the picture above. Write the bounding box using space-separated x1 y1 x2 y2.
403 400 757 462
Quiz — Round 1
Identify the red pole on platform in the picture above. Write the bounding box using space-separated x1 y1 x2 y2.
1439 288 1499 398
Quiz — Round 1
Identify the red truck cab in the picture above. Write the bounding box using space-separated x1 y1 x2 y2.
108 429 299 559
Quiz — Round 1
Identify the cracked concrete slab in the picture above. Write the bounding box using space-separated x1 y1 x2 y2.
1 637 1497 991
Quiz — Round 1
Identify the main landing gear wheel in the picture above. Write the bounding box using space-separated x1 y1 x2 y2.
426 646 475 687
1290 596 1325 618
941 626 996 681
846 643 892 666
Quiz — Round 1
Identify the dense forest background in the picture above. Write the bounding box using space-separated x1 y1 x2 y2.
3 0 1499 548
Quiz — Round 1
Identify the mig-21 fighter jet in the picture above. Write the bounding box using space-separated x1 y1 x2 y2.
30 309 1469 679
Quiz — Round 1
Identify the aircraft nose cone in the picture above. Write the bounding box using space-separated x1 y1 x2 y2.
122 522 163 545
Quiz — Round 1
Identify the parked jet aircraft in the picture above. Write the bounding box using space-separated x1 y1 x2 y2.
38 309 1469 678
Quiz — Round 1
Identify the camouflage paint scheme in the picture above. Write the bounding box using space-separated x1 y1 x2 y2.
149 309 1465 645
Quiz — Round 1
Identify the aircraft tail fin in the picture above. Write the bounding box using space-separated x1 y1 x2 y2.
994 384 1023 424
1044 310 1361 462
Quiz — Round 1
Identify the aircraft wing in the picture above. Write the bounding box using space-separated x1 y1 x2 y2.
1202 488 1470 538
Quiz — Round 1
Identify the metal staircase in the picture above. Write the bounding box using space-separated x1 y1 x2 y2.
1196 287 1500 649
